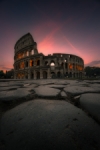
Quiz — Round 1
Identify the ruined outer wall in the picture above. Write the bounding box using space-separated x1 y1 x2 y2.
14 33 84 79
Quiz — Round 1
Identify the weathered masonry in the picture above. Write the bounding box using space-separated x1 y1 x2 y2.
14 33 84 79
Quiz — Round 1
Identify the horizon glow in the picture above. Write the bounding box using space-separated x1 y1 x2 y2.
0 0 100 72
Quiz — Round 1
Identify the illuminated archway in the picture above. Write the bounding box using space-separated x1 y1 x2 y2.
30 60 34 67
50 60 55 66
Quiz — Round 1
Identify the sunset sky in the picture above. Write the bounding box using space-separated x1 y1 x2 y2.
0 0 100 72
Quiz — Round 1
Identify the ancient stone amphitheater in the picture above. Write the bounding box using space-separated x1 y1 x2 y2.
14 33 84 79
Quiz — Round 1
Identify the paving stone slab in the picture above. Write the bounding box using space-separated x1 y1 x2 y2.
0 99 100 150
64 85 99 95
0 88 31 102
80 93 100 122
0 86 20 91
34 86 60 97
0 82 9 87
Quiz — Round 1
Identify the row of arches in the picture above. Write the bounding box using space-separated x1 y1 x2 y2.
30 71 48 79
15 50 34 60
16 71 83 79
44 60 83 71
15 59 83 71
16 71 48 79
15 59 40 70
15 53 83 65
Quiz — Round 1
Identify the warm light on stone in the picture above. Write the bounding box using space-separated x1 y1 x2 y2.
14 33 84 79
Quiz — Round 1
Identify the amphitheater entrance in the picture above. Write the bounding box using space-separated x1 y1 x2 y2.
36 71 40 79
43 71 47 79
69 72 72 78
57 71 61 78
31 72 34 79
66 72 68 77
51 72 56 78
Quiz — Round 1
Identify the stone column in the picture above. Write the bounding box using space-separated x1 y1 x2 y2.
47 68 51 79
55 58 58 67
28 70 31 79
23 72 26 79
34 58 36 66
29 50 31 56
40 69 43 79
28 59 30 68
61 69 63 78
34 70 36 79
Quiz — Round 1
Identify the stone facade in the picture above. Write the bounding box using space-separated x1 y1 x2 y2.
14 33 84 79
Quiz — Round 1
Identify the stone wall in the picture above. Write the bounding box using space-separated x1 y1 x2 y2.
14 33 84 79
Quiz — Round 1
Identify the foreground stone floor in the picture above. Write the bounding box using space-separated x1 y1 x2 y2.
0 79 100 150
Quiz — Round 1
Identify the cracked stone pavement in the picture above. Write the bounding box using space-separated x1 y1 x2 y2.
0 79 100 150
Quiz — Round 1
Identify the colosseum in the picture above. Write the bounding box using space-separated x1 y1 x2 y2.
14 33 84 79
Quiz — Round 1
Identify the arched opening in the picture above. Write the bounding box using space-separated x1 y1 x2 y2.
69 72 72 78
17 73 21 79
69 64 73 70
31 72 34 79
43 71 47 79
20 61 24 69
20 73 24 79
50 60 55 66
50 60 55 71
30 60 34 67
45 61 48 66
61 62 64 67
64 59 67 63
73 63 75 70
65 63 68 69
25 61 28 67
31 50 34 55
51 72 56 78
37 60 40 66
66 72 68 77
57 71 61 78
36 71 40 79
